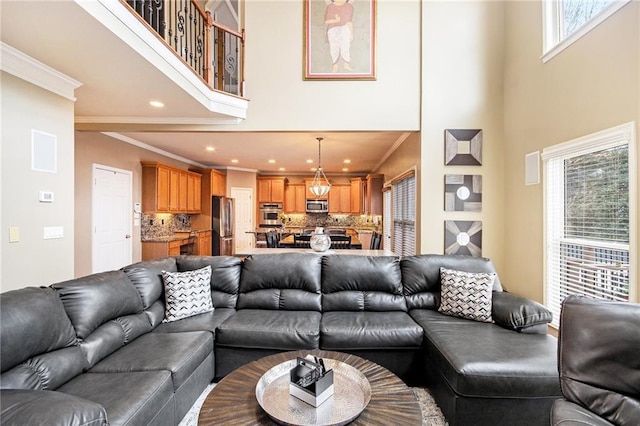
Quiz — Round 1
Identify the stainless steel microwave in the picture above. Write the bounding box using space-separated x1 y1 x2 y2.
306 199 328 213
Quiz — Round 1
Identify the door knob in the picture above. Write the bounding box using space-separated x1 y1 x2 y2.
125 234 131 239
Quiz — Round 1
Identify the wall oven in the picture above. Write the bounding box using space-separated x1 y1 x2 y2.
259 202 283 227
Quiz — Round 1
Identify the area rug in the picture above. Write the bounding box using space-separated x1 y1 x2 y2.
179 384 448 425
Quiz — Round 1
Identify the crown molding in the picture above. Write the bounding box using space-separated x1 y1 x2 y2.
101 132 208 168
0 42 82 101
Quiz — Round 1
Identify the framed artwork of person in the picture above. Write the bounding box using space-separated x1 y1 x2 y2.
303 0 376 80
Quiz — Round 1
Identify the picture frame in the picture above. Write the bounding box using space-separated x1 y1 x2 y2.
444 129 483 166
444 220 482 257
303 0 376 80
444 174 482 212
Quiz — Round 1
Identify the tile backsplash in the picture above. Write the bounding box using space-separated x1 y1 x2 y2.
141 214 191 240
280 213 381 231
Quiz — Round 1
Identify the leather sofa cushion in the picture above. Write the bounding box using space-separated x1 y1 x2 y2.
52 271 143 339
153 307 236 335
321 255 402 293
216 309 321 350
0 389 108 426
401 255 503 310
492 291 552 333
79 312 154 368
558 295 640 425
1 346 86 390
0 287 77 372
551 399 615 426
58 371 174 426
238 254 321 311
123 257 177 309
176 255 242 308
321 256 406 311
411 309 561 398
320 311 423 350
89 331 213 391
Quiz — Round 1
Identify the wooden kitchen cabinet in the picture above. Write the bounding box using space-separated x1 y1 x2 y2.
366 174 384 215
257 177 286 203
141 161 201 213
350 178 366 214
210 169 226 197
187 174 201 213
329 184 351 214
196 230 212 255
284 184 306 213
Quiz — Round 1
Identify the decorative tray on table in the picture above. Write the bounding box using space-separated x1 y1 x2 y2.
255 357 372 426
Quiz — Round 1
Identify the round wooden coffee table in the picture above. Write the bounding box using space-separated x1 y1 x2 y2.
198 350 422 425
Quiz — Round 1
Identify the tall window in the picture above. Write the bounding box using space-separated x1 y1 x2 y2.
391 170 416 257
542 123 635 327
542 0 629 62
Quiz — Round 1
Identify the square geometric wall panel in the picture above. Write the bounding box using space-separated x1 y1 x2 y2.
445 174 482 211
445 129 482 165
445 220 482 257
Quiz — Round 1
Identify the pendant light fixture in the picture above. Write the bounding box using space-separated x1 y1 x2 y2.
309 137 331 197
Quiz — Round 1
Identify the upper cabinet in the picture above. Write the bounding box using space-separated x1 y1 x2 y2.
350 178 365 214
285 183 306 213
366 174 384 216
328 184 351 214
141 161 202 214
258 177 286 203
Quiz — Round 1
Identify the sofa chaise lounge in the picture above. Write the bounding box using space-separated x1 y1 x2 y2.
1 253 562 426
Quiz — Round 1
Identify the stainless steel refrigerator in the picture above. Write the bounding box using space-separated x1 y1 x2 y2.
212 196 235 256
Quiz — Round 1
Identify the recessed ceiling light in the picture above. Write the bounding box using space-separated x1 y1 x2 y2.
268 159 276 164
342 168 349 172
306 159 313 164
343 159 351 164
149 100 164 108
205 147 215 152
311 167 317 172
279 167 285 171
231 159 239 163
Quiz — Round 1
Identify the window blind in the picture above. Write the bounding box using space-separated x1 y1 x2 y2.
542 124 632 327
392 172 416 257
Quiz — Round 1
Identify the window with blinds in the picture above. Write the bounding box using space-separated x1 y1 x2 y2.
391 171 416 257
542 123 634 327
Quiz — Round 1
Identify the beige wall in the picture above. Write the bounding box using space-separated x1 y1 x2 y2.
74 132 196 277
420 2 506 274
1 73 75 292
234 0 421 132
502 1 640 302
373 132 421 250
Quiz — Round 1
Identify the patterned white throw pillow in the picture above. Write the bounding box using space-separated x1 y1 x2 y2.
162 266 213 323
438 267 495 323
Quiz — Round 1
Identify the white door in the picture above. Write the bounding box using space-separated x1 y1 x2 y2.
92 164 132 273
231 187 254 252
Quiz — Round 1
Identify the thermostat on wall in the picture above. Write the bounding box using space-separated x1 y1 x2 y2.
39 191 54 203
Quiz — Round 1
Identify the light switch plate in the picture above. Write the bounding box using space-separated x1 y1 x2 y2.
9 227 20 243
43 226 64 239
39 191 54 202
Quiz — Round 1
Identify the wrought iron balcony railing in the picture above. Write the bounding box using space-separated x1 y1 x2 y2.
125 0 244 97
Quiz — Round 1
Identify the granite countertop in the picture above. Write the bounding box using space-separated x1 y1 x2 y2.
141 229 211 243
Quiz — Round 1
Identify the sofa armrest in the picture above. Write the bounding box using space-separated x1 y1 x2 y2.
492 291 552 334
0 389 107 426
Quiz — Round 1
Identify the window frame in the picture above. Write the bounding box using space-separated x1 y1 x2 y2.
541 0 630 63
541 122 637 328
386 168 417 257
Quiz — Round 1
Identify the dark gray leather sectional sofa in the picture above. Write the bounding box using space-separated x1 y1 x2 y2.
0 253 562 426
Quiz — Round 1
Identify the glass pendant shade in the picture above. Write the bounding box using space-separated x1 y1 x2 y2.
309 137 331 197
